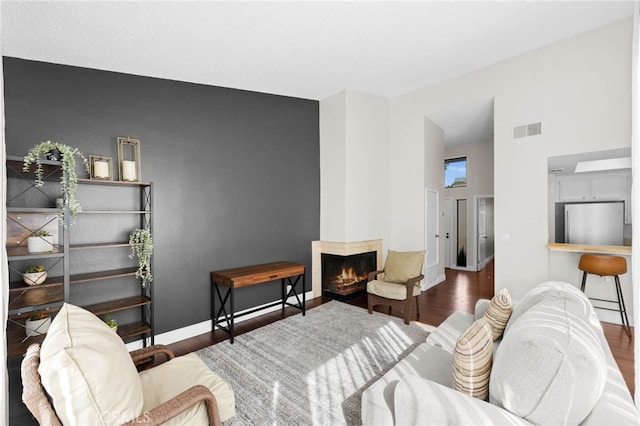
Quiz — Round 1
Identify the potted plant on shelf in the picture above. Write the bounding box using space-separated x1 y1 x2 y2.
23 141 90 226
25 310 51 337
129 228 153 287
103 315 118 333
27 230 54 253
23 264 47 286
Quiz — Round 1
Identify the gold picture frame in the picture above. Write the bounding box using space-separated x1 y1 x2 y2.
117 137 142 182
89 155 113 180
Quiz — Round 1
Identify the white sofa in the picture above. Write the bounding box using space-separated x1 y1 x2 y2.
361 281 639 425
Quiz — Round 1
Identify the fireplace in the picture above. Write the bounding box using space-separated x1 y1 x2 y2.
321 251 377 298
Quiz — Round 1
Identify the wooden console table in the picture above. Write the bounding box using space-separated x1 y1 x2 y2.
210 261 306 343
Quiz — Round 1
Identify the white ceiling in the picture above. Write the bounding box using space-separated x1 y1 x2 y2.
428 97 494 146
1 1 634 102
1 1 635 147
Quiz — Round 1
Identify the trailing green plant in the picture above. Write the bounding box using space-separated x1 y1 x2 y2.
33 230 52 237
23 141 90 226
103 315 117 329
25 265 46 273
129 228 153 287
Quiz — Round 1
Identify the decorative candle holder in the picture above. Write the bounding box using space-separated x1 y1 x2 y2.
117 137 142 182
89 155 113 180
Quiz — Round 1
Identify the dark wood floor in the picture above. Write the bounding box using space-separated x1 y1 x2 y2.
9 261 634 424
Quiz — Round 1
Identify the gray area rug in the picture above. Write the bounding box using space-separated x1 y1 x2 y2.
196 300 429 425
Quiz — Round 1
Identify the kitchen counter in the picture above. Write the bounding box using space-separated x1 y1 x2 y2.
547 242 631 255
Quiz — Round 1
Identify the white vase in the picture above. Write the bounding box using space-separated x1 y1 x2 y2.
27 236 54 253
25 316 51 337
23 271 47 286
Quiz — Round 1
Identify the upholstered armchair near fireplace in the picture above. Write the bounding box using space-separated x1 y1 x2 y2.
367 250 426 324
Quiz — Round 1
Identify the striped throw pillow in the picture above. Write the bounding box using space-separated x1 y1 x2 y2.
483 288 512 341
452 317 493 400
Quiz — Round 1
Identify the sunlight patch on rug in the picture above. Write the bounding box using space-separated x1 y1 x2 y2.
306 320 416 425
196 301 429 425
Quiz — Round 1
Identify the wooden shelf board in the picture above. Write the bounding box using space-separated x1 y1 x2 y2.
9 278 63 291
78 178 150 187
83 295 151 316
7 245 64 260
6 207 59 213
70 242 130 250
117 322 152 340
79 210 149 214
8 303 63 320
71 267 137 284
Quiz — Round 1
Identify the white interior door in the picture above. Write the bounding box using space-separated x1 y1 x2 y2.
425 189 439 268
444 197 453 268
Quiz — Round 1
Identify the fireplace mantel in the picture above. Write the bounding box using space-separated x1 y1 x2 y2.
311 239 383 297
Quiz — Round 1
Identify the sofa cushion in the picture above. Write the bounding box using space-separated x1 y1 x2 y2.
452 318 493 400
394 376 534 426
483 288 512 340
426 310 474 353
505 281 593 334
382 250 425 283
39 303 143 425
139 353 235 423
367 279 421 300
361 343 453 426
490 296 607 425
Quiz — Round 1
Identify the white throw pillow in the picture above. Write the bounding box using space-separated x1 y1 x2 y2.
490 297 606 425
39 303 144 425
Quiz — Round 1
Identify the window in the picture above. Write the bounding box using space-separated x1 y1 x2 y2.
444 157 467 188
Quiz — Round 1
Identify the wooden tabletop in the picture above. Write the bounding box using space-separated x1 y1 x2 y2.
210 261 305 288
547 243 631 255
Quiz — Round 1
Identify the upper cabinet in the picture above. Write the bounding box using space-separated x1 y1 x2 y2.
556 172 628 202
555 171 631 223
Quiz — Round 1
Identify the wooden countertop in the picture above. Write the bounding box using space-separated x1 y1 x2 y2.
547 243 631 255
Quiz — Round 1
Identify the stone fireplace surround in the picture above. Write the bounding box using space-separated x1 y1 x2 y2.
312 239 383 298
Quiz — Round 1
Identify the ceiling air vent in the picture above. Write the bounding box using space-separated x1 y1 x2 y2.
513 122 542 138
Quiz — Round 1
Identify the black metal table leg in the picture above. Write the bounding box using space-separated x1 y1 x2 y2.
229 283 235 343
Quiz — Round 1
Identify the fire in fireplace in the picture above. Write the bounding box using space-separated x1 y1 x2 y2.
321 251 377 297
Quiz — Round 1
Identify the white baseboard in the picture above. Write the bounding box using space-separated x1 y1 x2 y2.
126 290 314 351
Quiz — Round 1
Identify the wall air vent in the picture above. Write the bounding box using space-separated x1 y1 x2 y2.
513 122 542 138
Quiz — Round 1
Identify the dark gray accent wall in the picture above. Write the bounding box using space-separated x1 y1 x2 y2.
3 57 320 334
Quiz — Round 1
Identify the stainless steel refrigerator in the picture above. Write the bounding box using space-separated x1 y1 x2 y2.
564 201 624 245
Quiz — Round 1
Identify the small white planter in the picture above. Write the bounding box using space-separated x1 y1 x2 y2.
27 236 54 253
23 271 47 286
25 316 51 337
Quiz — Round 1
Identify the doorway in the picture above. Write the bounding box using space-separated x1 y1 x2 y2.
476 196 495 270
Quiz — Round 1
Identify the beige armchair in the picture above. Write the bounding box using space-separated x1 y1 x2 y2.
21 303 235 425
367 250 426 324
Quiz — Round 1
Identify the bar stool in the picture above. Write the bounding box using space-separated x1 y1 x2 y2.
578 254 631 337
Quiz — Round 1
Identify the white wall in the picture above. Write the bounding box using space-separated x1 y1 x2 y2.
319 19 633 323
388 18 632 307
320 90 390 246
445 140 494 271
319 91 347 240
